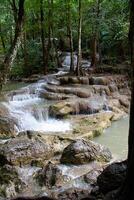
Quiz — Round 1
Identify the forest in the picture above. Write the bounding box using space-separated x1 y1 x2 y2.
0 0 134 200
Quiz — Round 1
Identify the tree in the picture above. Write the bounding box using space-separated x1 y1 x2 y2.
105 1 134 200
119 0 134 198
76 0 82 76
66 0 74 73
40 0 47 75
0 0 25 89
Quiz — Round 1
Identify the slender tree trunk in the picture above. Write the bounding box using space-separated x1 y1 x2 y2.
66 0 74 73
9 0 18 23
0 24 6 53
40 0 47 75
0 0 25 89
91 0 101 68
76 0 82 76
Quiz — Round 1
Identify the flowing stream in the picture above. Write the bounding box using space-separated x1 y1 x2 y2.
2 77 71 134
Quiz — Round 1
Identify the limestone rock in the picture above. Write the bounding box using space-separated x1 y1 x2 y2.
60 139 112 165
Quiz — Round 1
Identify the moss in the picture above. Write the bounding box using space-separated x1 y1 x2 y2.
93 128 103 137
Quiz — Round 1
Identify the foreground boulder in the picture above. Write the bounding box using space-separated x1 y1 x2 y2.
60 139 112 165
0 133 55 166
97 161 127 194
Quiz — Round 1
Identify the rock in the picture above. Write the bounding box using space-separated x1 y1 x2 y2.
11 197 55 200
0 134 55 166
58 76 89 85
84 169 103 185
89 77 110 86
109 84 118 93
49 97 106 118
97 161 127 194
92 85 111 96
49 101 74 118
39 91 73 100
71 112 113 139
44 85 92 98
36 162 69 188
119 98 130 108
54 187 92 200
0 165 23 199
60 139 112 165
0 116 16 139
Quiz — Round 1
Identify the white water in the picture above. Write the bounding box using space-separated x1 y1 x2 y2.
3 80 71 133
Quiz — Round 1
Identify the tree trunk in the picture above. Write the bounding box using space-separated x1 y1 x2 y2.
0 24 6 53
91 0 101 68
40 0 47 75
0 0 25 89
76 0 82 76
66 0 74 73
107 1 134 200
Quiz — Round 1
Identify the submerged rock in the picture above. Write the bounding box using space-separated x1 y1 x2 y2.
60 139 112 165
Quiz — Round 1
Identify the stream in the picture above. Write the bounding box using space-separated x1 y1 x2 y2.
2 77 71 133
0 55 130 199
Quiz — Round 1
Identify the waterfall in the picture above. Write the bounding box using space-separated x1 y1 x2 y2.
3 80 71 133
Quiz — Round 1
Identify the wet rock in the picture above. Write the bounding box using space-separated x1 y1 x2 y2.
11 197 55 200
0 134 55 166
58 76 89 85
71 112 113 139
84 169 103 185
119 98 130 108
36 162 69 188
39 91 73 100
0 165 23 199
0 116 16 139
92 85 111 96
109 84 118 93
49 97 106 118
44 85 92 98
55 187 92 200
89 77 110 86
60 139 112 165
97 161 127 194
49 101 74 118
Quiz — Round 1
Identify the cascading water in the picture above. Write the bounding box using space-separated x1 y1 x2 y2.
3 78 71 133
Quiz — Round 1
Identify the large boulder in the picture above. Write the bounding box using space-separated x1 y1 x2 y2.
0 133 55 166
60 139 112 165
97 161 127 194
